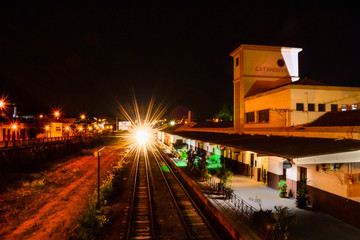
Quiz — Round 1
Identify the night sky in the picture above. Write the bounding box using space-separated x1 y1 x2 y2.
1 1 359 119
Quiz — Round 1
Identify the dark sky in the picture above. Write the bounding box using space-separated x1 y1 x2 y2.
0 1 359 119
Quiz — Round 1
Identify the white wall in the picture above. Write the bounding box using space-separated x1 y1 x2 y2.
290 86 360 126
303 164 348 198
268 156 285 175
286 165 298 181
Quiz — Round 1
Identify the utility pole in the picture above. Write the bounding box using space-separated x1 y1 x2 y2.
96 147 105 209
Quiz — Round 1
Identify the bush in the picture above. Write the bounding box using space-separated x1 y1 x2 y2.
252 209 274 229
217 169 233 187
73 204 108 240
31 178 46 189
296 178 310 208
272 206 297 240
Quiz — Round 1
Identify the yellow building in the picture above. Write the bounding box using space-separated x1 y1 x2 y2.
230 44 360 132
244 79 360 128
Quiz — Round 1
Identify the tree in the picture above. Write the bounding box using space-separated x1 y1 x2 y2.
215 104 233 121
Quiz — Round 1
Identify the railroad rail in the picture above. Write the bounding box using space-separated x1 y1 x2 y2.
126 151 154 239
122 147 225 239
152 148 223 240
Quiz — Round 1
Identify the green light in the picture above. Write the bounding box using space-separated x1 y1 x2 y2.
161 164 170 172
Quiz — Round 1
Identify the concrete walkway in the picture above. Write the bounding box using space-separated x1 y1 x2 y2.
222 175 360 240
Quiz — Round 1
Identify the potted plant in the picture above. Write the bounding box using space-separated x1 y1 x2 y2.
278 180 287 198
296 178 310 208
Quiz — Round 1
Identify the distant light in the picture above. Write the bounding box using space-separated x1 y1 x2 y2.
79 127 83 131
12 124 17 130
39 114 43 118
81 114 85 119
110 126 113 129
54 111 60 117
89 127 92 130
45 125 50 130
65 126 70 131
170 121 175 126
0 100 5 108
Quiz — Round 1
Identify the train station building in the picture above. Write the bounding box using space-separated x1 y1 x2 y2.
158 44 360 228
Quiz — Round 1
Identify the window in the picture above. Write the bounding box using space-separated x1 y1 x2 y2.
56 127 61 131
351 104 358 110
341 104 347 111
331 104 338 112
235 57 239 66
296 103 304 111
246 112 255 123
257 109 269 123
318 104 326 112
308 103 315 111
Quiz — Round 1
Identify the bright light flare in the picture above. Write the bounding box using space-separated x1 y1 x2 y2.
52 108 62 118
119 96 169 159
0 96 10 112
136 128 149 144
8 119 20 132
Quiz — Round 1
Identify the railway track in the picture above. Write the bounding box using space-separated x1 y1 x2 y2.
123 146 225 239
126 151 154 239
152 148 222 240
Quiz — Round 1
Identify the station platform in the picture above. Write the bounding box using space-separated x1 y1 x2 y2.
205 175 360 240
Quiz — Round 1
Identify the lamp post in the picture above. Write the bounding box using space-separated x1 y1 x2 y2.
96 147 105 209
0 98 8 117
11 123 17 146
45 125 50 138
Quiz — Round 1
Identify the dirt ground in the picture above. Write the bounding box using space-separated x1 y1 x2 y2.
0 137 127 240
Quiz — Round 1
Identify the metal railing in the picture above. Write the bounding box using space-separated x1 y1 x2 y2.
206 177 259 219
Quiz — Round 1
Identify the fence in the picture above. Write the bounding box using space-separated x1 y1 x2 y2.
0 134 96 149
206 177 259 218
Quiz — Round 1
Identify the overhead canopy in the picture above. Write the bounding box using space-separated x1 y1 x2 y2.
166 131 360 159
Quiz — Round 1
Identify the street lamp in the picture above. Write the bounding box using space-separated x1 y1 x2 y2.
45 125 50 137
65 126 70 137
0 98 8 116
54 111 60 119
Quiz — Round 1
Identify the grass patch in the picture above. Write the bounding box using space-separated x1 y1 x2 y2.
71 162 123 239
31 178 46 189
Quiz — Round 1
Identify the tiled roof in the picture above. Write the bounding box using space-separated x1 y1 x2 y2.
166 131 360 158
306 110 360 126
192 121 233 128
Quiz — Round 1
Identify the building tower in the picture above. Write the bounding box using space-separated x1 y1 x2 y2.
230 44 302 133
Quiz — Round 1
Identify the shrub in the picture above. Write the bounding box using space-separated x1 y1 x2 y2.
296 178 310 208
217 169 233 187
31 178 46 189
272 206 297 240
74 204 108 240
